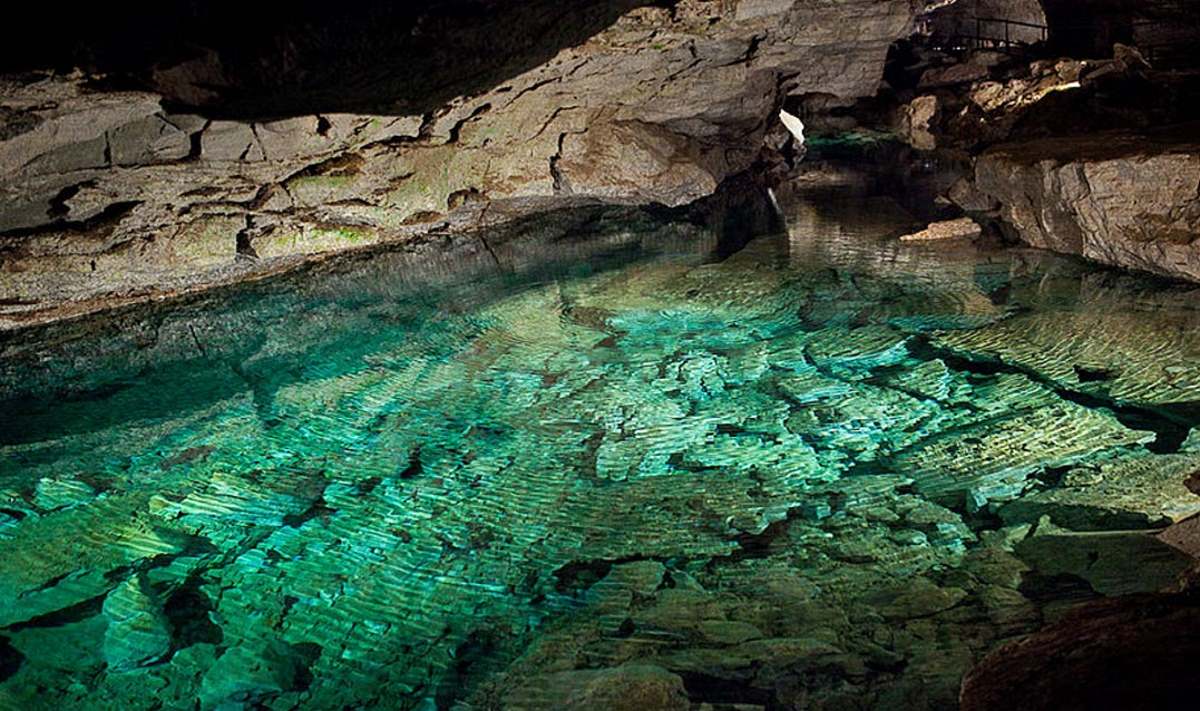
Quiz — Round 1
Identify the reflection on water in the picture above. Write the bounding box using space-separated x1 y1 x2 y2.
2 185 1200 710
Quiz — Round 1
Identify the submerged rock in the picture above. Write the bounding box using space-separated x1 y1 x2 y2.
198 642 308 711
3 197 1200 708
506 664 690 711
998 451 1200 531
1016 526 1195 596
102 575 172 673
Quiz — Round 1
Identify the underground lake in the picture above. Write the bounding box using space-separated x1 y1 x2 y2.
5 0 1200 708
2 181 1199 709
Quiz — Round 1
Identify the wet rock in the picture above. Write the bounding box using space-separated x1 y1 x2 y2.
933 296 1200 407
896 94 939 150
0 494 183 627
0 79 162 176
659 636 844 682
508 664 690 711
4 202 1200 708
200 121 264 163
918 63 990 89
865 577 968 620
1159 514 1200 559
997 451 1200 530
899 400 1151 507
636 588 726 633
32 477 96 511
1 0 920 323
102 574 172 672
899 217 982 242
698 620 763 645
198 642 309 711
881 358 952 401
1015 526 1195 596
556 121 720 207
805 325 909 370
968 59 1084 115
946 177 999 213
108 115 193 166
978 584 1038 628
961 581 1200 711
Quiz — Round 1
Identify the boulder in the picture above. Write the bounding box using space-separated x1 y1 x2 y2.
918 62 990 89
961 577 1200 711
897 94 939 151
899 217 982 241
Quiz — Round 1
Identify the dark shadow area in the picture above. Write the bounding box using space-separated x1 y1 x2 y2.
0 0 666 119
0 636 22 684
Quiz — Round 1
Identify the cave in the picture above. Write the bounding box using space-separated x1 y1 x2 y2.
2 1 1200 709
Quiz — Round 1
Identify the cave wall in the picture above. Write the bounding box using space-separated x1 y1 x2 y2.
927 0 1048 46
0 0 920 327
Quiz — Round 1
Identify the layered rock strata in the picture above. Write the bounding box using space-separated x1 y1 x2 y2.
974 128 1200 282
887 39 1200 282
0 0 920 326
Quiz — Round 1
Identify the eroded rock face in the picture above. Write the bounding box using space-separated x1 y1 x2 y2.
975 130 1200 281
960 574 1200 711
0 0 920 325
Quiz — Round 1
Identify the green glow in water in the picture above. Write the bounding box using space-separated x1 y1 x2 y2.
2 195 1199 709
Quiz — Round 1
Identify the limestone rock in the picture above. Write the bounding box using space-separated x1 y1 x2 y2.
961 582 1200 711
946 177 999 213
108 115 193 166
32 477 96 511
997 451 1200 531
899 217 982 242
896 95 939 151
0 0 921 324
507 664 690 711
200 121 264 163
918 62 990 89
2 207 1199 708
864 577 968 620
975 131 1200 281
1016 528 1195 596
198 643 308 710
556 121 720 207
0 79 163 177
102 575 172 673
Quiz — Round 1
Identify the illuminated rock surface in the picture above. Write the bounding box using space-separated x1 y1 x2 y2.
1 192 1198 709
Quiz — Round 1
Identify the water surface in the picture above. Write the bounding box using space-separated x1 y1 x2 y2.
2 187 1199 709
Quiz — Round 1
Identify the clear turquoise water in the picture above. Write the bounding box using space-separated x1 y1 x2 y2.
2 192 1199 709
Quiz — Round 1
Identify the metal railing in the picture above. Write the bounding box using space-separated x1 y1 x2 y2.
974 17 1049 48
930 12 1198 67
942 17 1049 56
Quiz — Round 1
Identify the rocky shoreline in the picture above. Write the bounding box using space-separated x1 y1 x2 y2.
0 0 916 328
